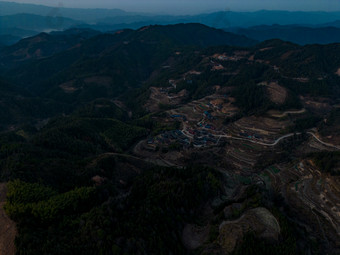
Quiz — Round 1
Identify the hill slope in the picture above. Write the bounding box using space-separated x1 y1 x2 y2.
0 28 101 68
0 22 339 255
1 23 256 97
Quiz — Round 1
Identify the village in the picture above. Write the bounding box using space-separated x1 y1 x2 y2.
141 90 296 155
135 48 340 175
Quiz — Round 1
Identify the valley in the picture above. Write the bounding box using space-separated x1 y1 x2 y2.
0 22 339 255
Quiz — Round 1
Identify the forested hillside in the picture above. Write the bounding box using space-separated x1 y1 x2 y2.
0 23 339 254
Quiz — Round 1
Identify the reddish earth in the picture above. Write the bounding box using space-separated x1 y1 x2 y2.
280 50 297 60
0 183 16 255
259 47 273 52
265 82 287 104
84 76 112 87
59 80 78 93
336 68 340 76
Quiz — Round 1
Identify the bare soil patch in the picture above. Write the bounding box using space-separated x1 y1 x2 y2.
336 68 340 76
0 183 16 255
59 80 78 93
84 76 112 87
281 50 295 60
266 82 287 104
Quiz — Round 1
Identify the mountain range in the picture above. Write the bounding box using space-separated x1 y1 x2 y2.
2 1 340 25
0 23 257 128
0 21 339 255
0 23 339 130
3 1 340 46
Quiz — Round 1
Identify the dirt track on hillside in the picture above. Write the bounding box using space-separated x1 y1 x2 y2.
0 183 16 255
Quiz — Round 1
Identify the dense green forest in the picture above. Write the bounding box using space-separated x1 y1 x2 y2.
5 165 222 254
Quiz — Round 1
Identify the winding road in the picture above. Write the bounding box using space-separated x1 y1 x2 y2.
217 133 300 147
182 126 340 149
271 108 306 118
307 132 340 150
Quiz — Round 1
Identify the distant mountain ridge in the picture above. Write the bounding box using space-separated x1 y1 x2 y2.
3 1 340 46
0 1 129 22
0 13 82 32
2 1 340 26
0 13 83 45
228 25 340 45
320 20 340 28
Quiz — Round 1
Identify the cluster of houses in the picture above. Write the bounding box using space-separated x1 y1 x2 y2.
157 80 178 95
143 130 190 151
186 128 218 148
171 114 187 122
239 132 263 140
159 87 172 94
197 122 216 130
195 98 227 116
192 130 218 148
144 127 220 151
158 130 191 146
213 52 247 62
169 79 177 88
159 80 177 94
211 63 224 71
144 130 263 152
216 55 243 62
204 111 214 120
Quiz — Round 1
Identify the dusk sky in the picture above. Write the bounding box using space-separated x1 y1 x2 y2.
0 0 339 14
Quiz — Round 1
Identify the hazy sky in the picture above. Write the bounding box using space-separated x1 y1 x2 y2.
1 0 340 14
